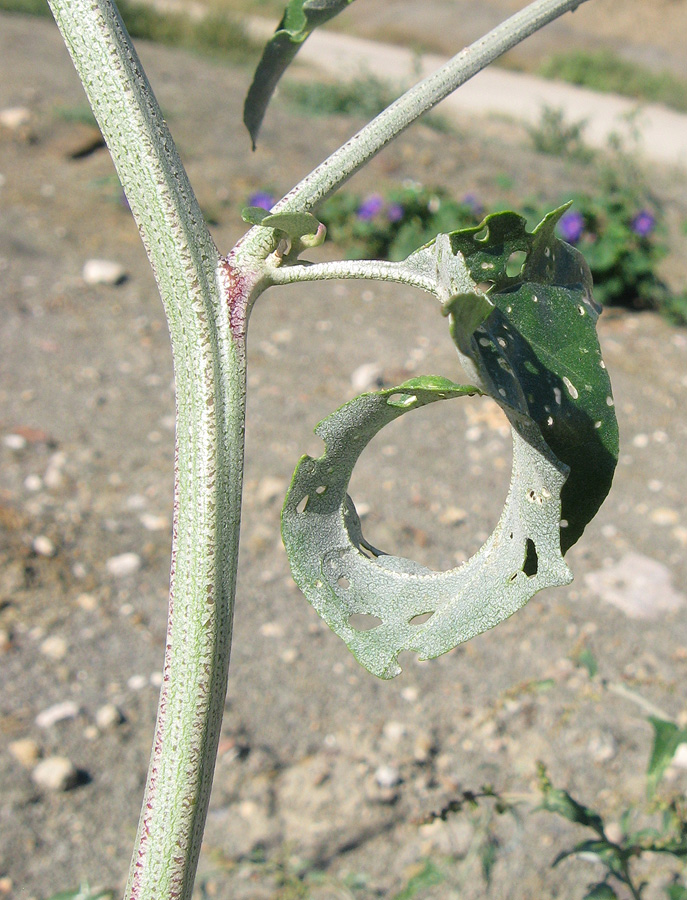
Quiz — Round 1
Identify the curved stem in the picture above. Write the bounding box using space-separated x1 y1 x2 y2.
240 0 590 267
267 257 438 295
281 0 589 211
46 1 252 898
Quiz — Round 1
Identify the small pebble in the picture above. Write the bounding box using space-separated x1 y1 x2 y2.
95 703 123 729
31 756 79 792
76 592 98 611
127 674 147 691
82 258 126 285
604 822 623 845
672 744 687 769
44 451 67 489
139 513 168 532
0 629 10 652
350 362 382 393
32 535 56 557
35 700 80 728
650 508 680 526
3 433 27 450
382 721 406 743
24 474 43 491
0 876 13 894
40 635 68 660
401 686 419 703
8 738 41 768
374 764 401 789
0 106 30 130
106 552 142 578
260 621 284 638
439 507 467 526
588 733 617 762
149 671 163 688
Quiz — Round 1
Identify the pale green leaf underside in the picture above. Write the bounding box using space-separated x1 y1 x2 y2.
241 206 321 237
282 376 572 679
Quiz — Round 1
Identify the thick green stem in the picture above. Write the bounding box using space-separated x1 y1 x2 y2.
45 1 255 897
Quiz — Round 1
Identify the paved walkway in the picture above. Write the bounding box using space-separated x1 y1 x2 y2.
245 17 687 171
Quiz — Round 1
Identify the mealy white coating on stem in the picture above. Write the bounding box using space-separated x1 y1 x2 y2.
45 1 249 898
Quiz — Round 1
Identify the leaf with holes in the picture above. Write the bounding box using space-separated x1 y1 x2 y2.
243 0 356 147
282 375 572 679
398 205 619 552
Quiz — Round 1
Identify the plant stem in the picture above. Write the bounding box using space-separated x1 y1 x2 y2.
46 1 256 897
267 257 438 294
238 0 590 263
280 0 589 209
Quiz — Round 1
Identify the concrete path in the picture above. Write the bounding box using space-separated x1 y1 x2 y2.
245 17 687 171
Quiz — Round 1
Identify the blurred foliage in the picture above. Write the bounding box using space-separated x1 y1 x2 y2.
539 50 687 114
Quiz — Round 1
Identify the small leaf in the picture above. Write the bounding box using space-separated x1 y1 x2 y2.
537 765 605 833
241 207 322 238
647 717 687 796
241 205 271 225
577 647 598 677
667 884 687 900
244 0 356 147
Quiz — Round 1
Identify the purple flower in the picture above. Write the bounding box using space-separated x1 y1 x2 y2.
248 191 275 211
357 194 384 221
462 193 484 217
386 203 404 223
558 210 585 244
631 209 656 237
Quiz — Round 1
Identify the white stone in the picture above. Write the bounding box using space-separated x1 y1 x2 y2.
40 635 68 660
139 513 169 532
44 452 67 489
672 743 687 769
24 474 43 492
8 738 41 768
106 552 142 578
3 433 27 450
0 107 30 130
95 703 123 729
76 592 97 611
31 756 78 792
35 700 80 728
374 764 401 789
127 674 147 691
350 362 382 393
82 258 126 286
32 535 56 557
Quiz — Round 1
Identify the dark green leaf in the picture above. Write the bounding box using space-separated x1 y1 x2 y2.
647 717 687 796
244 0 356 147
437 206 619 552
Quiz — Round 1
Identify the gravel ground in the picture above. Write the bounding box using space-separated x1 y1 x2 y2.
2 10 687 900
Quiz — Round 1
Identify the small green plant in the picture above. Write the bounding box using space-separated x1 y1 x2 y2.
527 105 593 160
282 74 398 119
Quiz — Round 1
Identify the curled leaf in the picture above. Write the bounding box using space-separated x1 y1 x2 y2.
244 0 356 147
282 376 572 679
281 207 618 677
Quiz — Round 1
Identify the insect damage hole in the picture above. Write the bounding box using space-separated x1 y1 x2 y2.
349 613 382 631
523 538 538 577
408 612 434 625
296 495 309 514
506 250 527 277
